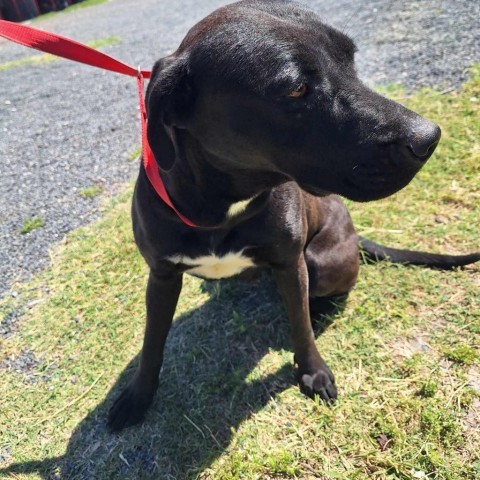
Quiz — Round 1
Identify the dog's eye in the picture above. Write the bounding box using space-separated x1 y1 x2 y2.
288 83 308 99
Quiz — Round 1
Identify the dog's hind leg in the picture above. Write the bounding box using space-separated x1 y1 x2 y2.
305 225 360 299
303 209 360 324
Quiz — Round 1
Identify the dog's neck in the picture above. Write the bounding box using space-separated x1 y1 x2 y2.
157 130 286 228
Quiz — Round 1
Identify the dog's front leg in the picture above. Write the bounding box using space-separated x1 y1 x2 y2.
274 255 337 402
108 270 183 431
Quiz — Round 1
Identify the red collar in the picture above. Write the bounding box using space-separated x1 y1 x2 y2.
0 19 197 227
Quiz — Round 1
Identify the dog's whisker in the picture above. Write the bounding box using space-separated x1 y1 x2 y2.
339 3 366 38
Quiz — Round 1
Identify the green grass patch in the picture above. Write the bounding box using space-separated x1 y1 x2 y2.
64 0 109 12
0 36 120 71
86 36 121 49
20 216 44 234
0 68 479 479
79 185 104 199
443 344 479 365
31 0 110 22
128 145 142 161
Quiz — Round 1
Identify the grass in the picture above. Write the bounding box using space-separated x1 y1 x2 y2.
0 67 479 479
128 145 142 161
79 185 104 199
31 0 110 22
0 36 121 72
20 216 44 234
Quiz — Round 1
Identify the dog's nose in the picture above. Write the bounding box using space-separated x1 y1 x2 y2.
407 118 441 160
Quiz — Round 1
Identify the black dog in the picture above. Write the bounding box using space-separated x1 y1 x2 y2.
108 0 479 431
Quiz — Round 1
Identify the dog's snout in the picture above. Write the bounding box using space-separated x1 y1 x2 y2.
407 119 441 160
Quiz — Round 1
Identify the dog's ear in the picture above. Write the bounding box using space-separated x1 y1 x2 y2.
146 56 195 170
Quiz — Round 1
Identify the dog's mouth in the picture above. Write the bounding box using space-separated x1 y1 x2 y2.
341 163 422 201
301 161 422 202
342 177 410 202
333 142 432 202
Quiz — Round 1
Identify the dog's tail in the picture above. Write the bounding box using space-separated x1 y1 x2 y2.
358 236 480 270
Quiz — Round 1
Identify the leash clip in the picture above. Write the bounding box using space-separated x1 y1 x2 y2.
137 65 142 79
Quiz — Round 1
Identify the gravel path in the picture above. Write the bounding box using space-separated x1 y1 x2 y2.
0 0 479 299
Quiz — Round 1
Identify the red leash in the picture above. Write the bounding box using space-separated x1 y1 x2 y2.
0 19 197 227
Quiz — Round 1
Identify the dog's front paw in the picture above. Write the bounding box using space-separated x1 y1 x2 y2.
298 365 337 403
107 384 155 432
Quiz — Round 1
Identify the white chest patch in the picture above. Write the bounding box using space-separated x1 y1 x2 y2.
226 196 257 218
167 251 256 279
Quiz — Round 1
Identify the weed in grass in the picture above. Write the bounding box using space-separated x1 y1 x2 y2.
79 185 103 199
458 387 478 408
420 401 462 447
398 353 424 378
442 344 479 365
418 379 439 398
20 216 44 234
264 449 300 476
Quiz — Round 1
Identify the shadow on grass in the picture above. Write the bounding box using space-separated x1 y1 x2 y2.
0 273 346 480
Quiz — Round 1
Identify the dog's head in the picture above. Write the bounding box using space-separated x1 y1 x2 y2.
146 0 441 202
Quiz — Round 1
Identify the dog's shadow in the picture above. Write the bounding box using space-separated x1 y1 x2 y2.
1 272 346 479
